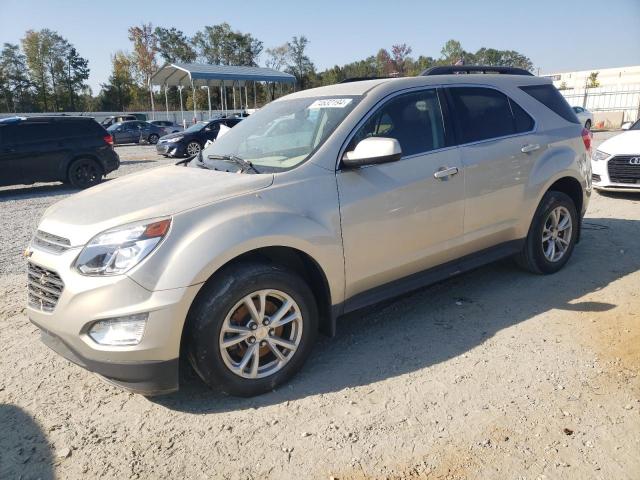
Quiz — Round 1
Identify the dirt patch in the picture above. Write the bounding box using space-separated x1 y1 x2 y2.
1 136 639 479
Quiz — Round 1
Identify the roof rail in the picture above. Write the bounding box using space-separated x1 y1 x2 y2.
339 76 391 83
421 65 534 76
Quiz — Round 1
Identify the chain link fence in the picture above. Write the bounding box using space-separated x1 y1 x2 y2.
559 84 640 128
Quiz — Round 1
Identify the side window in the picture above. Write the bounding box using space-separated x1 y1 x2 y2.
519 84 580 124
447 87 516 143
509 99 535 133
348 89 445 157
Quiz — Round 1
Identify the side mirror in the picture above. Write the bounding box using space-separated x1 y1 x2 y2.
342 137 402 168
621 122 632 130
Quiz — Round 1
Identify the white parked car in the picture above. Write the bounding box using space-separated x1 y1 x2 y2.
591 120 640 191
572 106 593 130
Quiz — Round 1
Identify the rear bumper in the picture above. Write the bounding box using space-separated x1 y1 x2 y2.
102 149 120 174
35 323 179 395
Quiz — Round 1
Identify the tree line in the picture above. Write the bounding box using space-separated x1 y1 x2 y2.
0 24 534 114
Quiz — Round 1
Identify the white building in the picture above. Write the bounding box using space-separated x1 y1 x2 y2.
542 65 640 89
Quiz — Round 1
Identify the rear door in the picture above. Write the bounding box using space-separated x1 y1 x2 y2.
0 125 25 186
445 86 540 249
337 88 465 302
21 121 68 182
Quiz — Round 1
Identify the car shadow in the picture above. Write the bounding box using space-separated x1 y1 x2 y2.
148 217 640 413
0 404 55 479
0 182 76 200
119 160 158 166
596 190 640 201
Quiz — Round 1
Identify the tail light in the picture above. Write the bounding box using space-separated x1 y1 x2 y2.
581 127 592 153
103 134 114 146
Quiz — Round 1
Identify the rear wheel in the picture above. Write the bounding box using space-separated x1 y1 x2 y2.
67 158 103 189
186 141 201 156
148 133 159 144
515 191 578 274
186 262 318 397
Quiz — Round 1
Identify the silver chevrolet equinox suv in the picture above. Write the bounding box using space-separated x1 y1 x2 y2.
27 66 592 397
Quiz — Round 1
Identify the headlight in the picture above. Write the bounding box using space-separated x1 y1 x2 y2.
167 136 183 143
88 313 148 346
74 218 171 276
592 150 610 162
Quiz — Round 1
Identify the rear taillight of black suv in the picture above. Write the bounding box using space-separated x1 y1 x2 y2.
104 134 114 146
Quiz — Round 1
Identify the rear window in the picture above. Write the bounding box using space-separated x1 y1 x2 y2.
519 84 580 124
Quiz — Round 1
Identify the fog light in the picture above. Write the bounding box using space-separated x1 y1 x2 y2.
88 313 148 346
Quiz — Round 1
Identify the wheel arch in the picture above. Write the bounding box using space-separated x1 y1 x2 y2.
179 245 335 362
64 154 105 181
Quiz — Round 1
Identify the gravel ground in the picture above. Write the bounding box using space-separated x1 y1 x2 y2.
1 135 638 479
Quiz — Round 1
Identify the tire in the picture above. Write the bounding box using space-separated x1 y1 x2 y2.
67 158 103 189
515 191 578 274
585 119 592 130
148 133 159 144
186 141 202 156
186 262 319 397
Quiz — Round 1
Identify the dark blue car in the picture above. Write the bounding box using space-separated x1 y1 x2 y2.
156 117 242 157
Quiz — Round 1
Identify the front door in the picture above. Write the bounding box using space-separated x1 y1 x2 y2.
337 88 465 304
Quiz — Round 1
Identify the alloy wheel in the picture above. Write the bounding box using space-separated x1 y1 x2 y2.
218 289 303 379
542 206 572 262
187 142 201 156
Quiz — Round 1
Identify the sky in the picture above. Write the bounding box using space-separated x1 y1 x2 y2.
1 0 639 93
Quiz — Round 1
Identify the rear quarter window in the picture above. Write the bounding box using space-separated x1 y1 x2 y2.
519 84 580 124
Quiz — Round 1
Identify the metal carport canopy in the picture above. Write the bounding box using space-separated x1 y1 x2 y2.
150 62 296 87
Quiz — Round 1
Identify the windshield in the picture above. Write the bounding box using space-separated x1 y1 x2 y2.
201 96 359 171
184 122 207 133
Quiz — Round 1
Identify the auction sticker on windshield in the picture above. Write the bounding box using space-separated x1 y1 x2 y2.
308 98 353 109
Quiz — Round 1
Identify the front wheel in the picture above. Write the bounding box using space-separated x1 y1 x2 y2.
186 262 318 397
515 191 578 274
186 141 201 156
148 133 159 144
585 119 592 130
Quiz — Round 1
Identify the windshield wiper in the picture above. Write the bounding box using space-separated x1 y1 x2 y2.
207 154 260 174
176 151 211 169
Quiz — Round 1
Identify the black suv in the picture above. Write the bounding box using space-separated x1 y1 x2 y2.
156 117 242 157
0 116 120 189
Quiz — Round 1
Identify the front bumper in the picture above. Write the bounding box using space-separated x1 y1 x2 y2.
36 325 179 395
26 246 201 395
156 142 185 157
592 157 640 191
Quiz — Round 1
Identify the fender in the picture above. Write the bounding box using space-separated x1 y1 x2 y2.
128 167 345 307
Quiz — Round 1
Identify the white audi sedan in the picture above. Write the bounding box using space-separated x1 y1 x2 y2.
591 120 640 192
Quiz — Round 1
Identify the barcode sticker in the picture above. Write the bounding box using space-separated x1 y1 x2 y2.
308 98 352 109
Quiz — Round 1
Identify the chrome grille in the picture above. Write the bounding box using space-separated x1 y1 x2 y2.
608 155 640 184
31 230 71 254
27 262 64 312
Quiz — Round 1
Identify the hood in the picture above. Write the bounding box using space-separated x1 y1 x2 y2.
39 166 274 246
598 131 640 156
160 131 190 141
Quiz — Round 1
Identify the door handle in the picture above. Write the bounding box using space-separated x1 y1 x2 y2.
521 143 540 153
433 166 459 180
